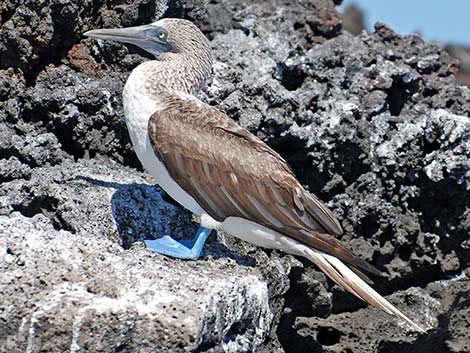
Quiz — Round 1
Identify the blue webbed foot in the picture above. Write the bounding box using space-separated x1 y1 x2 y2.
144 226 212 260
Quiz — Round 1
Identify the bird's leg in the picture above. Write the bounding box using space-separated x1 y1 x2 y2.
144 226 212 260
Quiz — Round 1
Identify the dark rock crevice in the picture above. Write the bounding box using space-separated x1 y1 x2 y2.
386 74 419 116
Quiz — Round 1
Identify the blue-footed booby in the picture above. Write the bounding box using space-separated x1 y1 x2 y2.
84 18 423 331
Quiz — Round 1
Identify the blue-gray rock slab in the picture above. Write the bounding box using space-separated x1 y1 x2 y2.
0 158 293 353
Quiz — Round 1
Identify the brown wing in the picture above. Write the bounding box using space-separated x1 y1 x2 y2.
148 93 380 276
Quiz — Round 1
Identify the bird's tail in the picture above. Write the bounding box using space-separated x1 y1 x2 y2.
302 246 425 333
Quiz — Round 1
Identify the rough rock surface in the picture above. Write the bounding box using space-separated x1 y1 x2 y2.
1 0 470 352
340 4 470 87
0 159 294 353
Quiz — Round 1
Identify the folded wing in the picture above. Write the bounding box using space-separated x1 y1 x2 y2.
148 92 380 277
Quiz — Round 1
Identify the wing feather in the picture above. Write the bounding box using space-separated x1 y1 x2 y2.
148 93 379 276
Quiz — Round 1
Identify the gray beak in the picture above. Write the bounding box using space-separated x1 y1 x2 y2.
84 24 172 57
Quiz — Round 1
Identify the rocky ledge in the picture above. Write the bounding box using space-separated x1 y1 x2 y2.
1 0 469 352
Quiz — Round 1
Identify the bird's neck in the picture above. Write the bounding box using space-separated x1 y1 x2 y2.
129 49 213 97
122 49 213 164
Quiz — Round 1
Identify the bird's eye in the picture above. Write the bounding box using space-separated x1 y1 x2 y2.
158 31 166 40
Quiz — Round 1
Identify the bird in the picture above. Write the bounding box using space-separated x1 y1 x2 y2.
84 18 423 332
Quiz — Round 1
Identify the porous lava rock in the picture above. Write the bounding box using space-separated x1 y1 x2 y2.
1 0 469 352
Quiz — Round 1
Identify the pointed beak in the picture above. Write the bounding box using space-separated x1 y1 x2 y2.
84 24 172 57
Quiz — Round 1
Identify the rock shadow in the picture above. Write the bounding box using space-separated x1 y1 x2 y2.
76 175 256 267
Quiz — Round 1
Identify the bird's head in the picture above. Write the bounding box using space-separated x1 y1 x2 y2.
84 18 210 60
84 18 213 93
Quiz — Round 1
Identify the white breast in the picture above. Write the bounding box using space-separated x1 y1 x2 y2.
122 64 204 216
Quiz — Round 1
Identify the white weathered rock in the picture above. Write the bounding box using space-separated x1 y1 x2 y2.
0 159 292 353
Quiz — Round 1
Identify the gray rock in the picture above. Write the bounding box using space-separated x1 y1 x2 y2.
197 2 470 350
0 156 31 182
1 0 470 351
0 213 272 353
0 158 293 353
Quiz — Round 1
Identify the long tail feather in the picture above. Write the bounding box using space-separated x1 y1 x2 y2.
303 246 426 333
